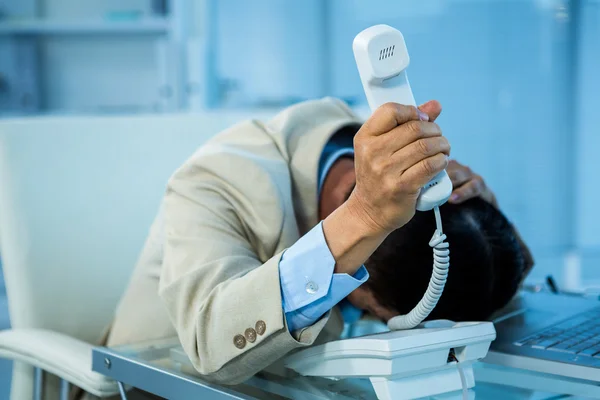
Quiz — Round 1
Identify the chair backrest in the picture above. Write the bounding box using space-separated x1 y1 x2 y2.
0 110 274 398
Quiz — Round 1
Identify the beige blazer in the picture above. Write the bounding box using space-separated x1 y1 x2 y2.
106 97 364 385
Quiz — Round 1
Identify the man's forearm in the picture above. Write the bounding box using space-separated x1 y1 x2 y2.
278 221 369 331
322 199 390 276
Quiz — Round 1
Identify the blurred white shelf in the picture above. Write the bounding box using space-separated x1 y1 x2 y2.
0 18 170 35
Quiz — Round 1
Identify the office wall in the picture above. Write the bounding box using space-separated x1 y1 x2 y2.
215 0 326 107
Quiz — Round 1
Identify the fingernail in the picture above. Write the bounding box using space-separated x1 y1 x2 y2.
417 110 429 122
450 194 459 202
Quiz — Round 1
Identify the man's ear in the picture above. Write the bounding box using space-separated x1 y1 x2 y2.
346 286 399 322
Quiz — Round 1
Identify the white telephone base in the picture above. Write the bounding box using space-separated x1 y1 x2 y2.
284 321 496 400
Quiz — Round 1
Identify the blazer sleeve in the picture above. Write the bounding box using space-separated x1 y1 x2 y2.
158 139 331 385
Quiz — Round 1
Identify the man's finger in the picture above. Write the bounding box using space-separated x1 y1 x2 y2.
418 100 442 122
448 179 485 204
447 167 471 188
402 153 449 191
385 121 443 152
361 102 421 136
392 137 451 172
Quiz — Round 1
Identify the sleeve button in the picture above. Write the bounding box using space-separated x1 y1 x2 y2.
233 334 246 349
245 328 257 343
255 320 266 335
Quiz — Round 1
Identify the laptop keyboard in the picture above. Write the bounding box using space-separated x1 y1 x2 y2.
515 308 600 357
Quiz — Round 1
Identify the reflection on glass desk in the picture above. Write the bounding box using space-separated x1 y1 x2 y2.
92 337 591 399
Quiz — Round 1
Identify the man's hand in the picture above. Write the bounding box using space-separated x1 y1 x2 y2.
348 101 450 234
447 160 498 207
322 100 450 276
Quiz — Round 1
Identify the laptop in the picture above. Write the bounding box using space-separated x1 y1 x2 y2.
486 291 600 381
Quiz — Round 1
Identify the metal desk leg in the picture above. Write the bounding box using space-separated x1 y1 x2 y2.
34 367 43 400
60 379 69 400
118 381 128 400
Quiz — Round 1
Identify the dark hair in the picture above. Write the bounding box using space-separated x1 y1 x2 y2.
365 198 528 322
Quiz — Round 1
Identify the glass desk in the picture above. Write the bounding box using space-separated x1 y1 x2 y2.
92 337 595 399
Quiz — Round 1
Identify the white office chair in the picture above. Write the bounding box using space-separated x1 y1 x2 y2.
0 110 273 399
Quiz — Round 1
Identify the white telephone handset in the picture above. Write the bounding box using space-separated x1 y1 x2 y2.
353 24 454 330
353 24 453 212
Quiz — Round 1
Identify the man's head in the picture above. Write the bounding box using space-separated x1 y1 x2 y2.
362 197 528 322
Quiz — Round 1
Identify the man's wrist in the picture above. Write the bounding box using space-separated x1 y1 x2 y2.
346 190 395 237
322 200 389 276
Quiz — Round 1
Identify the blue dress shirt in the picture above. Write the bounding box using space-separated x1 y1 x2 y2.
278 124 368 331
